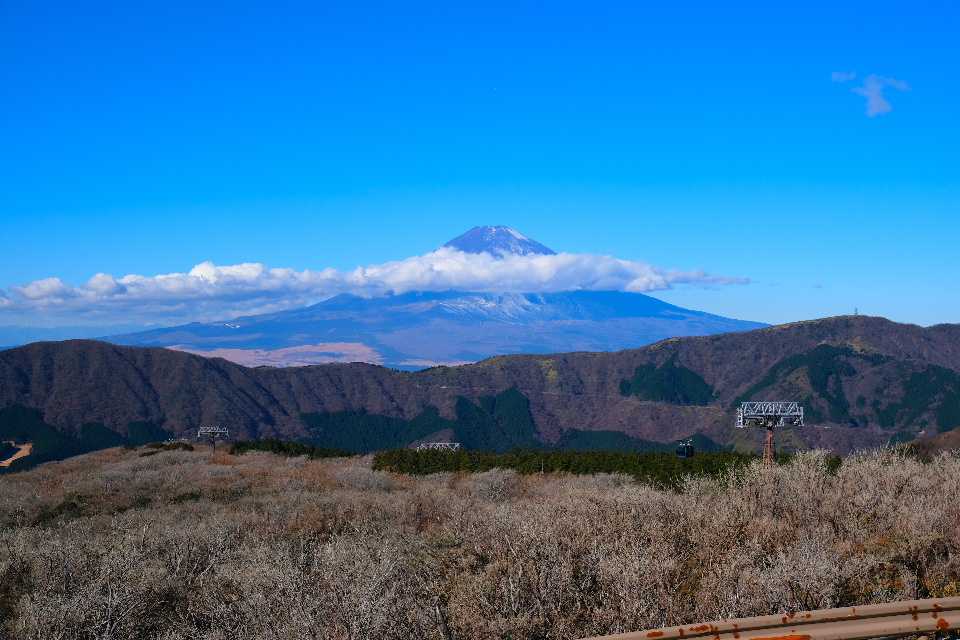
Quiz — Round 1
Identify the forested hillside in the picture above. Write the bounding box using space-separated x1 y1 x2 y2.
2 315 960 470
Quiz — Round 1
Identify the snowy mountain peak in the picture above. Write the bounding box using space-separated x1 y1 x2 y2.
443 226 556 257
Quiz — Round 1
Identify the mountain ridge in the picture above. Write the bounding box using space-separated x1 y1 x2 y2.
3 315 960 471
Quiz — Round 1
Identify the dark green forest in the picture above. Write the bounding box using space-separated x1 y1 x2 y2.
300 388 541 452
0 441 17 461
229 438 351 459
877 365 960 432
372 449 759 488
619 358 715 405
230 439 764 488
301 388 708 454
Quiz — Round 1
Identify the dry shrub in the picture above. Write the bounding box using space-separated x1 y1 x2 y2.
0 446 958 639
331 462 396 492
462 468 520 501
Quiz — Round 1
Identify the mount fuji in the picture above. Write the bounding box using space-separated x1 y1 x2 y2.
444 225 557 256
110 227 764 368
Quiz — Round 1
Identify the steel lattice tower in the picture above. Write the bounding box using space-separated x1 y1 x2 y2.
197 425 230 450
736 402 804 468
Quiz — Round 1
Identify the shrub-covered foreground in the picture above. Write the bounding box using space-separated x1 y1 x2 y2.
1 446 959 639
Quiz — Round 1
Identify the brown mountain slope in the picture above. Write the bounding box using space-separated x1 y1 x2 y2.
1 315 959 462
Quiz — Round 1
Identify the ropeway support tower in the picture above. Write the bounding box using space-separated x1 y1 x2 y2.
197 425 230 450
414 442 462 452
736 401 804 468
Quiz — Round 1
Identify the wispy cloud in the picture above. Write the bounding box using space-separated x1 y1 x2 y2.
852 74 909 117
833 71 909 116
0 249 748 325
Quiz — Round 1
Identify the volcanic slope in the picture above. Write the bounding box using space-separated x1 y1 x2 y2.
108 226 764 368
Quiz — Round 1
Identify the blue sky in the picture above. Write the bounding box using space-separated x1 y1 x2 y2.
1 1 958 330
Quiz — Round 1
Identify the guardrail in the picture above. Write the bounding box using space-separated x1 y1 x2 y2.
581 597 960 640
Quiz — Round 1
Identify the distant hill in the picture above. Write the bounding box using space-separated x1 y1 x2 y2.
109 289 766 369
2 315 960 470
106 225 765 368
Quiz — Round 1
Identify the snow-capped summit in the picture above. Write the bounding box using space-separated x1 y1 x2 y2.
443 226 556 257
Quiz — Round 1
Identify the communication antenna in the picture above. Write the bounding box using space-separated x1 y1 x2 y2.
736 401 804 468
414 442 462 452
197 425 230 450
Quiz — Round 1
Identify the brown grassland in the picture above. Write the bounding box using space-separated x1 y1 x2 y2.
1 446 959 639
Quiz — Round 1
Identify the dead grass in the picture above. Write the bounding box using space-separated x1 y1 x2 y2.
0 446 958 639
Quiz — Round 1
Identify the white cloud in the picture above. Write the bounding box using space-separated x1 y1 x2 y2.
14 277 76 301
86 273 127 295
849 74 909 117
0 248 748 324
